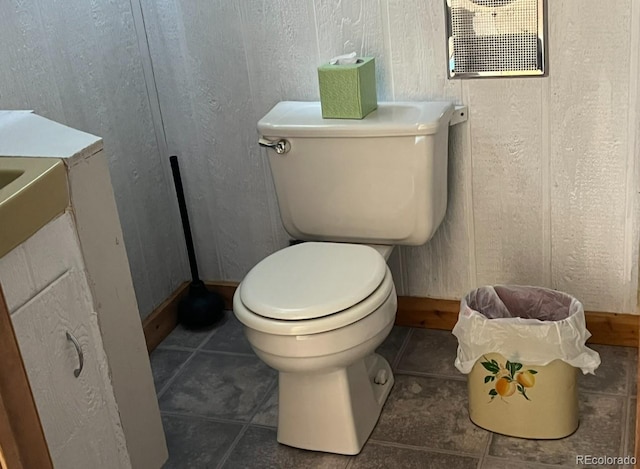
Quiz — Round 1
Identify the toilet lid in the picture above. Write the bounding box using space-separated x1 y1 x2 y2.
238 242 386 320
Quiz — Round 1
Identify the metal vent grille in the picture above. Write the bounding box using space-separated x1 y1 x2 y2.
446 0 546 78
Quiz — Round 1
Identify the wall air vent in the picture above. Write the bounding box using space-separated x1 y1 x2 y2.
445 0 546 78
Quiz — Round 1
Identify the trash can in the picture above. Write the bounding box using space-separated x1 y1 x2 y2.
452 285 601 439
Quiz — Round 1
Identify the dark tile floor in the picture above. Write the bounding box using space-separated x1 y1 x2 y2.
151 313 637 468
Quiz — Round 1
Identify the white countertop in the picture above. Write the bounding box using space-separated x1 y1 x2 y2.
0 111 102 160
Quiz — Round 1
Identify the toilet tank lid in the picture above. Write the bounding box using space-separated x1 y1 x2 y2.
258 101 454 138
238 242 387 320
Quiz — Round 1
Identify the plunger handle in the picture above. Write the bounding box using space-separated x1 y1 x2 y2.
170 155 200 282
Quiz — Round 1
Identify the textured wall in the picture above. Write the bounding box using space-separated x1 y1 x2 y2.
139 0 640 313
0 0 187 318
2 2 636 316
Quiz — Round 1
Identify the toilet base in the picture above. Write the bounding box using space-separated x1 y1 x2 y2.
276 353 394 455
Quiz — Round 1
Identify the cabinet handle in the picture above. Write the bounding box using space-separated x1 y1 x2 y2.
66 331 84 378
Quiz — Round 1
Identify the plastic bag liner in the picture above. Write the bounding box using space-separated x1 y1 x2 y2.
452 286 601 375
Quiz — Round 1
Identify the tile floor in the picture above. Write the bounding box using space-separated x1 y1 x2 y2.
150 313 637 468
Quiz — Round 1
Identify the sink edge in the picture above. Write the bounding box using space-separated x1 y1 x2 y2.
0 159 69 258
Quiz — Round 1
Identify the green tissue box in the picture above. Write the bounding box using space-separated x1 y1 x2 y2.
318 57 377 119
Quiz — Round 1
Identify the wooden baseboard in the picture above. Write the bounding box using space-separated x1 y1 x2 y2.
141 281 237 353
637 345 640 465
395 296 640 348
395 297 460 331
141 281 190 353
142 281 640 352
204 281 237 310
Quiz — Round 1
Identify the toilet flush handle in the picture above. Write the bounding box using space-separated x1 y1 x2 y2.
258 137 290 155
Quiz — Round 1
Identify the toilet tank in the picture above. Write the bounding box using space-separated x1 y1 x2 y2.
258 101 454 246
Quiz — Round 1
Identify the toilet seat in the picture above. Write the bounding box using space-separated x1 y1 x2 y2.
234 243 394 336
235 268 394 336
239 242 387 321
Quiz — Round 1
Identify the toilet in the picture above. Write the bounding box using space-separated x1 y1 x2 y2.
233 101 457 455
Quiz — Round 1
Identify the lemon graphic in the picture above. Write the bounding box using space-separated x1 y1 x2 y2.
516 371 536 388
495 377 516 397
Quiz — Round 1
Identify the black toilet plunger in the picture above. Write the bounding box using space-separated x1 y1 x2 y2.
170 155 225 329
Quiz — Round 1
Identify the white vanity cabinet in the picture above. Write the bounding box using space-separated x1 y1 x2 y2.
0 111 167 469
0 213 131 468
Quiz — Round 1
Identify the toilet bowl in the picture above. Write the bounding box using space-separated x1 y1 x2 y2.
234 242 397 455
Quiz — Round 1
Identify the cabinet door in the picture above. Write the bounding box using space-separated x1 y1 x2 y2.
10 271 130 469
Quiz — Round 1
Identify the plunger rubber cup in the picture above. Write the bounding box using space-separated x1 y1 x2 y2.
178 280 225 329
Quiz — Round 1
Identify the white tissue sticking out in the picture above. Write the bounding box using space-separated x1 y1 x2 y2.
330 52 359 65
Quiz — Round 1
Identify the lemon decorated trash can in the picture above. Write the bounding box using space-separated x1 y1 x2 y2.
452 286 601 439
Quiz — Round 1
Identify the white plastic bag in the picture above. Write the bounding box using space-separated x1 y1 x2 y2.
452 286 601 375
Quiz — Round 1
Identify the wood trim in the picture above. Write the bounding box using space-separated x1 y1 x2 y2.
0 285 53 469
204 281 237 310
583 312 639 348
633 342 640 468
144 281 640 349
395 296 640 348
141 281 190 353
141 281 237 354
141 281 236 354
395 296 460 331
